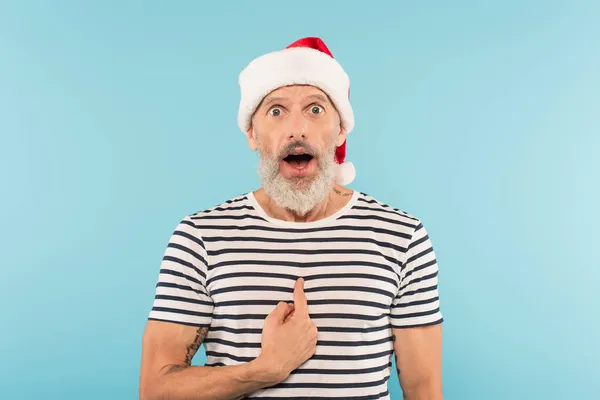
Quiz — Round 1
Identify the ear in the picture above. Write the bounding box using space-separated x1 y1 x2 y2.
335 125 348 147
247 125 258 151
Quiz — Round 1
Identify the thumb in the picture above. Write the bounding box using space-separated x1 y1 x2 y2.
269 301 294 324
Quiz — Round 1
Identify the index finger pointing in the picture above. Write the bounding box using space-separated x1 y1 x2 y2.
293 277 309 316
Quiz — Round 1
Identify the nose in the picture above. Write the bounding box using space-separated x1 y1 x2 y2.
287 110 307 140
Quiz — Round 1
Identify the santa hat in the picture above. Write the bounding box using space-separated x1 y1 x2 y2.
237 37 356 186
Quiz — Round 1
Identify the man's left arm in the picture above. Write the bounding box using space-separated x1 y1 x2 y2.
391 218 444 399
392 324 443 400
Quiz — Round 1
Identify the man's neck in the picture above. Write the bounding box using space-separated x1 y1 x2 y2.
253 184 354 223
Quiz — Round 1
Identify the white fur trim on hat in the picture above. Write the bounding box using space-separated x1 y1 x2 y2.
336 161 356 186
238 47 354 134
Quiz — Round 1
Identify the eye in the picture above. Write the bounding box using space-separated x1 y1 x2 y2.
268 107 283 116
310 105 324 114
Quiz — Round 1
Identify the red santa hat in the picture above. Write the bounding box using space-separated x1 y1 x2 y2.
237 37 356 186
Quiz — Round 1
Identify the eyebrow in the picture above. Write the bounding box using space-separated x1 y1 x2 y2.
261 93 331 109
306 94 330 104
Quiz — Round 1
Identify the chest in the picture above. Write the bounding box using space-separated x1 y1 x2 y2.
204 237 401 329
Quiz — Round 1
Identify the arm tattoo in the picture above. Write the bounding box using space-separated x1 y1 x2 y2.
185 326 209 364
164 326 209 375
165 364 187 374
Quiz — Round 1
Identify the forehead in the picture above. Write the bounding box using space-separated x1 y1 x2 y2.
261 84 332 104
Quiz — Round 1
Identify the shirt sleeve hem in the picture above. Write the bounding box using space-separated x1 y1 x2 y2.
148 317 212 328
390 316 444 329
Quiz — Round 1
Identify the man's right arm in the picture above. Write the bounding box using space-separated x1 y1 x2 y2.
139 320 282 400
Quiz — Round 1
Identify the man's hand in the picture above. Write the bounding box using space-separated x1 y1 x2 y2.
257 277 318 383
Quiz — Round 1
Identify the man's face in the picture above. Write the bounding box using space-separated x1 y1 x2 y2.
247 85 348 214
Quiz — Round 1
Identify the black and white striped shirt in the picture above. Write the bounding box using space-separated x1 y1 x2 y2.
148 190 443 399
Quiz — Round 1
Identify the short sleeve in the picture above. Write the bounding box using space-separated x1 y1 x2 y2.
148 216 214 327
391 219 443 328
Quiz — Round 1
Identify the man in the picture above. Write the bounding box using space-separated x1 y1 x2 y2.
139 37 443 400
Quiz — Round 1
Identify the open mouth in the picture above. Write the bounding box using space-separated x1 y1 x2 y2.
283 153 314 170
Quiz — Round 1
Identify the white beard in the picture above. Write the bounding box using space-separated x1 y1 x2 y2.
256 139 337 216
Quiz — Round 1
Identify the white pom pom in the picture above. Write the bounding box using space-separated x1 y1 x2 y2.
336 161 356 186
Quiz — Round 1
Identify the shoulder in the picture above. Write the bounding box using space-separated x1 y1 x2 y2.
183 192 253 219
353 192 436 251
355 191 421 227
166 192 254 240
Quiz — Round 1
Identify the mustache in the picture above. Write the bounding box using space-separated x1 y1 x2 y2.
277 141 318 159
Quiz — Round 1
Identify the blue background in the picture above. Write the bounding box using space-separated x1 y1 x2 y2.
1 1 598 399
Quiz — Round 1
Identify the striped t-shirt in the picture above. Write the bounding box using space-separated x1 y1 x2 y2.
148 190 443 399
